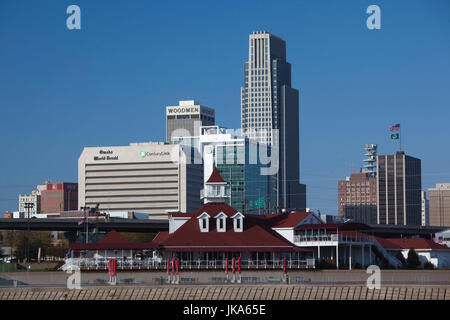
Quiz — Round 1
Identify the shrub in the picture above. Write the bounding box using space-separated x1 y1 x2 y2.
407 248 420 269
423 261 434 269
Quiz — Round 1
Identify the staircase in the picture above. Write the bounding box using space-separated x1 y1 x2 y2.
370 237 402 268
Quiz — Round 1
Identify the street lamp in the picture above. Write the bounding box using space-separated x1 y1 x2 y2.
24 202 34 263
80 206 90 244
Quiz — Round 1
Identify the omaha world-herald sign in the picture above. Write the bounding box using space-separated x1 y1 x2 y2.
94 149 119 161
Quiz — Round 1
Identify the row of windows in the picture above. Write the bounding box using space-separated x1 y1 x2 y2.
42 192 63 201
249 69 268 75
247 76 269 81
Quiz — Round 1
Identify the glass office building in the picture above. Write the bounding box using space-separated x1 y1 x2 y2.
213 141 273 214
172 126 273 214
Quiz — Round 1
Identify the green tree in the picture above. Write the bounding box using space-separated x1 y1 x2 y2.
407 247 421 269
13 231 53 261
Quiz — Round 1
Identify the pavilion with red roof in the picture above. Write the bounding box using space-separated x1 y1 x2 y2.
156 167 316 269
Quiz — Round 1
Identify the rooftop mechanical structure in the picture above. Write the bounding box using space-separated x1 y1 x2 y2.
362 144 377 178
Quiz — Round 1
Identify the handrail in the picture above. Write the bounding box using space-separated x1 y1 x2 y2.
60 258 315 270
294 234 373 243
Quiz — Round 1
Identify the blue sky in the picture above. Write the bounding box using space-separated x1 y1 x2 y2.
0 0 449 214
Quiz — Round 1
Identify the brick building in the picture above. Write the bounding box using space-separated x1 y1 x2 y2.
40 182 78 213
338 172 377 224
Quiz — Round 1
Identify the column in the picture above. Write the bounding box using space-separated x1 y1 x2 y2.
318 245 321 264
362 245 365 268
336 245 339 270
349 245 352 270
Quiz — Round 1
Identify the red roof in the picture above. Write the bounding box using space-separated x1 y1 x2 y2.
376 237 450 250
97 230 130 244
159 213 309 252
206 167 226 183
152 231 170 244
195 202 238 217
265 212 312 228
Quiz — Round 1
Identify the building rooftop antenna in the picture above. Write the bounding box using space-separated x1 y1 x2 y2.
362 144 377 178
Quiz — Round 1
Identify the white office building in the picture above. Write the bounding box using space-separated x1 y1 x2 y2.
78 142 203 218
18 184 45 217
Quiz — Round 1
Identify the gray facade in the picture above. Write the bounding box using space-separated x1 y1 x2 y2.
166 100 215 143
376 152 422 225
240 31 305 211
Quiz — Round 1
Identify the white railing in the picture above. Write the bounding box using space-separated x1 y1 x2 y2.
60 258 315 271
200 188 231 199
294 234 373 243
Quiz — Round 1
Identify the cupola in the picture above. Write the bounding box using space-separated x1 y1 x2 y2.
201 167 231 203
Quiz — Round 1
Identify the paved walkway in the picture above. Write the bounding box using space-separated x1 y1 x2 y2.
2 269 450 287
1 284 449 300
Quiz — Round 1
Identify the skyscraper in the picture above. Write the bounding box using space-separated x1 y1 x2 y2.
240 31 305 211
376 152 422 225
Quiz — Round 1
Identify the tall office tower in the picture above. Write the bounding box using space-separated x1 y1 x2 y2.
166 100 215 143
421 191 429 226
428 183 450 227
376 152 422 225
240 31 305 211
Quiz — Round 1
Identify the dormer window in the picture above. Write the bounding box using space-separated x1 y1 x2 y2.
231 212 244 232
214 212 227 232
197 212 210 232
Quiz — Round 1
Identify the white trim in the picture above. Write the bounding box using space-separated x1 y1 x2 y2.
230 212 244 219
213 212 227 219
196 212 211 219
197 212 210 232
215 212 227 232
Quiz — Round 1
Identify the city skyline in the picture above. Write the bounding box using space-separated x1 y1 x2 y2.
1 1 450 215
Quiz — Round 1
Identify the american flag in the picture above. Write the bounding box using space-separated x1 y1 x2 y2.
389 123 400 131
